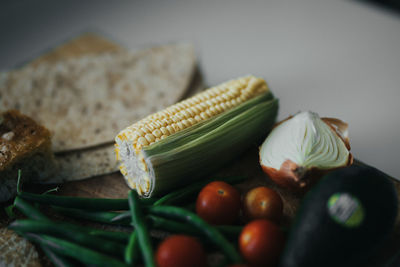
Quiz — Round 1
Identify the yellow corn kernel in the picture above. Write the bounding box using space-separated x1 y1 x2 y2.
115 76 269 155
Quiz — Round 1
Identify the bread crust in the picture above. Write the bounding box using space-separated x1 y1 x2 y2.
0 110 52 171
0 110 54 202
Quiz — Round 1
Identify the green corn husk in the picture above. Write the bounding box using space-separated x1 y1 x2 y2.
115 77 279 197
145 93 278 196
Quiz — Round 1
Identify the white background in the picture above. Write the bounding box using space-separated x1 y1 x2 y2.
1 0 399 179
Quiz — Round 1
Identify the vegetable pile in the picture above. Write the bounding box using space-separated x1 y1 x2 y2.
9 174 287 267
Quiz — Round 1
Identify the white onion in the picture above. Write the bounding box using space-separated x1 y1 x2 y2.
259 111 352 191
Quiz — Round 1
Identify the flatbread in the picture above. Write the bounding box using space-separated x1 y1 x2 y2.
34 69 206 184
43 144 118 183
0 44 196 152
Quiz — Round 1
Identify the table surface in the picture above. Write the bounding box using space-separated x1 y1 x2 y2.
1 0 399 179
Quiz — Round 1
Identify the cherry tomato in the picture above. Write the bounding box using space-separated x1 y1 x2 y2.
239 219 285 267
156 235 207 267
196 181 241 225
243 186 283 222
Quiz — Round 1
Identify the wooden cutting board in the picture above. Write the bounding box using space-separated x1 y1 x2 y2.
1 33 399 266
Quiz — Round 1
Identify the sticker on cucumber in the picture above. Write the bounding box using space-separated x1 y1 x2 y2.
327 193 364 228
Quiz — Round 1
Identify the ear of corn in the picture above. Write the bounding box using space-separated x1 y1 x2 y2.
115 76 279 197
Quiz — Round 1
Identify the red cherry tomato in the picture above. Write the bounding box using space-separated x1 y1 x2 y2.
156 235 207 267
196 181 241 225
239 219 285 266
243 186 283 222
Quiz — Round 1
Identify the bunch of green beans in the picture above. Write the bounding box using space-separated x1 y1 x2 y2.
9 175 246 266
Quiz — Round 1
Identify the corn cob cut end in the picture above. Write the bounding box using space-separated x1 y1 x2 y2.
115 75 270 196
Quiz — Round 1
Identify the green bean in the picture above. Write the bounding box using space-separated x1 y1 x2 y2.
147 215 200 236
21 233 128 267
88 229 130 243
18 176 244 210
14 197 50 221
116 212 210 237
153 175 246 206
112 212 240 240
124 231 140 265
128 191 155 267
149 205 242 264
19 192 129 211
140 197 158 205
13 196 75 266
9 220 125 258
51 206 131 225
41 246 76 267
111 212 187 229
149 215 241 241
14 201 130 243
110 211 131 223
